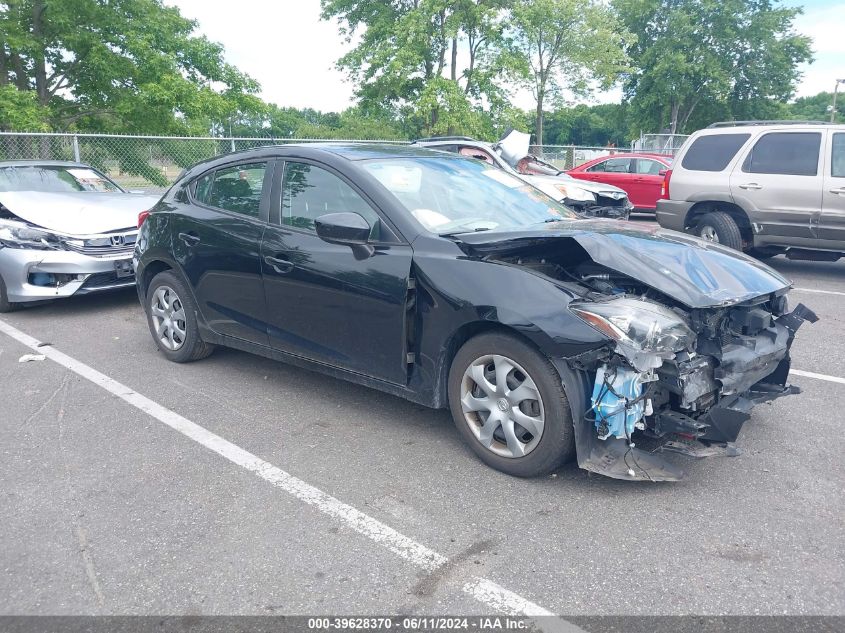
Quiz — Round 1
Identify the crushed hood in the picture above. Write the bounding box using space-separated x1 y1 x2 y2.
0 191 160 235
457 220 791 308
525 173 628 197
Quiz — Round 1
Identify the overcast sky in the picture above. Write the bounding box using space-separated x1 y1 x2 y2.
168 0 844 114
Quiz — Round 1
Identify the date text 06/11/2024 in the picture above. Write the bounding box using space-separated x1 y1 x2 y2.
307 617 530 630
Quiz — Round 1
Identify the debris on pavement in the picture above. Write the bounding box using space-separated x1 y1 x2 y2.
18 354 46 363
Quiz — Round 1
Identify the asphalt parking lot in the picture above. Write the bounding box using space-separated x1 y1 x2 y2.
2 240 844 616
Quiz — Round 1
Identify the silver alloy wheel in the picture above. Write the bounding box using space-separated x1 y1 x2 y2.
699 225 719 242
460 354 545 459
150 285 187 351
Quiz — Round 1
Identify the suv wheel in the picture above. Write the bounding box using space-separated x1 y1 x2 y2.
145 270 215 362
448 332 575 477
694 211 743 251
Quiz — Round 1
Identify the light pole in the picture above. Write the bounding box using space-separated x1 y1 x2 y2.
831 79 845 123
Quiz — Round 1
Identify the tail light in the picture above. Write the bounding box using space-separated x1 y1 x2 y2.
660 169 672 199
137 210 150 228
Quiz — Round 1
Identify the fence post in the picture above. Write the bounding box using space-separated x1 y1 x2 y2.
72 134 81 162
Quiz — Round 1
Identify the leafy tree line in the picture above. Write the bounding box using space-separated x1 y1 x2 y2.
0 0 832 150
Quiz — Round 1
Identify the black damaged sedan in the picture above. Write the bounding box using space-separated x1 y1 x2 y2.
134 144 816 481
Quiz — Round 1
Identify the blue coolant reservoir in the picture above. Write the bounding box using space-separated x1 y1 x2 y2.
591 366 644 440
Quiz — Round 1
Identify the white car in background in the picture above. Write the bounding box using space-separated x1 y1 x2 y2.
0 160 160 312
413 131 633 219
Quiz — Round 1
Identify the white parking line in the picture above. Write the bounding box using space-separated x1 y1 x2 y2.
0 319 553 617
790 369 845 386
793 287 845 297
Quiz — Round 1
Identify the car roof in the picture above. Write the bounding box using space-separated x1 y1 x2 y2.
0 160 93 168
177 142 464 182
414 138 492 149
303 142 462 160
693 123 845 135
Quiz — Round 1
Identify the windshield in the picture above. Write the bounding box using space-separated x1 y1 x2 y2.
0 166 123 193
362 157 576 235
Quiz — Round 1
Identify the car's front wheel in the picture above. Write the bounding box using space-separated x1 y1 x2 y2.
0 275 19 313
145 270 214 363
448 333 575 477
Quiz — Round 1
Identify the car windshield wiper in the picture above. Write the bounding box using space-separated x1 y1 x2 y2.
440 226 493 237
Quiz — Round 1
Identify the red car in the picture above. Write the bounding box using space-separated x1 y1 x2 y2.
568 153 672 212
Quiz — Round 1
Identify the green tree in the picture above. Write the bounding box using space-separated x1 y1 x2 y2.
0 0 262 133
508 0 631 146
320 0 513 134
0 84 49 130
788 91 842 123
614 0 812 134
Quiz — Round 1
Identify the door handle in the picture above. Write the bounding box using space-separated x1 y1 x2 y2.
738 183 763 190
178 232 200 246
830 187 845 195
264 255 294 274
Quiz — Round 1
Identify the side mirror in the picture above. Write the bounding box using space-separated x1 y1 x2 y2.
315 212 375 260
658 169 668 176
315 212 370 245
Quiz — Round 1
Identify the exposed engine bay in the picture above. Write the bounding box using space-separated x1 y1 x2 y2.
493 244 818 481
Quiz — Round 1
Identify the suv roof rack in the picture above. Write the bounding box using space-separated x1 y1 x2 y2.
413 135 478 143
706 120 832 128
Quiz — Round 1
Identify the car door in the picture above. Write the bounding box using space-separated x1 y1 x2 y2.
172 160 271 346
630 158 667 210
261 159 414 385
819 131 845 249
729 131 823 245
578 157 638 193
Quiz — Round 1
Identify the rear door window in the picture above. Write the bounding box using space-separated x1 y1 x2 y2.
634 159 665 175
742 132 821 176
193 162 268 217
681 134 750 171
831 133 845 178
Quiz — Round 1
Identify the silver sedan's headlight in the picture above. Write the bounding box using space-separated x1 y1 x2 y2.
0 218 62 250
554 183 596 203
570 297 695 353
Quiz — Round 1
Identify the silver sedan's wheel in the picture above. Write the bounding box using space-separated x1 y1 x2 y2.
460 354 545 459
149 285 187 351
698 224 719 242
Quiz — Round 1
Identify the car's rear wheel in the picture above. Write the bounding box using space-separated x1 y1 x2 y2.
145 270 214 363
694 211 743 251
0 275 20 313
448 332 575 477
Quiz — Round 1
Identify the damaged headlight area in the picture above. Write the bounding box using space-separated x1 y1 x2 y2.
568 294 818 482
554 184 596 203
571 298 695 359
0 218 62 250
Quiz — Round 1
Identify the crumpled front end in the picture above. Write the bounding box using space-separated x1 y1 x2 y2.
479 238 817 481
568 295 817 481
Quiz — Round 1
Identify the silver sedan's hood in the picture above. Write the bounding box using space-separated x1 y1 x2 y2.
524 173 628 198
0 191 161 235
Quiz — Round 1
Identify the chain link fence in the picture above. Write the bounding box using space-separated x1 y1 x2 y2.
0 132 408 192
0 132 682 192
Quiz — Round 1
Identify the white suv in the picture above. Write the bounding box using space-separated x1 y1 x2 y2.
656 121 845 260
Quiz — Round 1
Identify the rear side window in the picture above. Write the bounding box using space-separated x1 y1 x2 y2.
742 132 821 176
193 162 268 217
681 134 750 171
832 133 845 178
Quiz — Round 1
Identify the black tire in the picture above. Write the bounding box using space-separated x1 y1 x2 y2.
0 275 20 313
447 332 575 477
694 211 744 251
145 270 214 363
